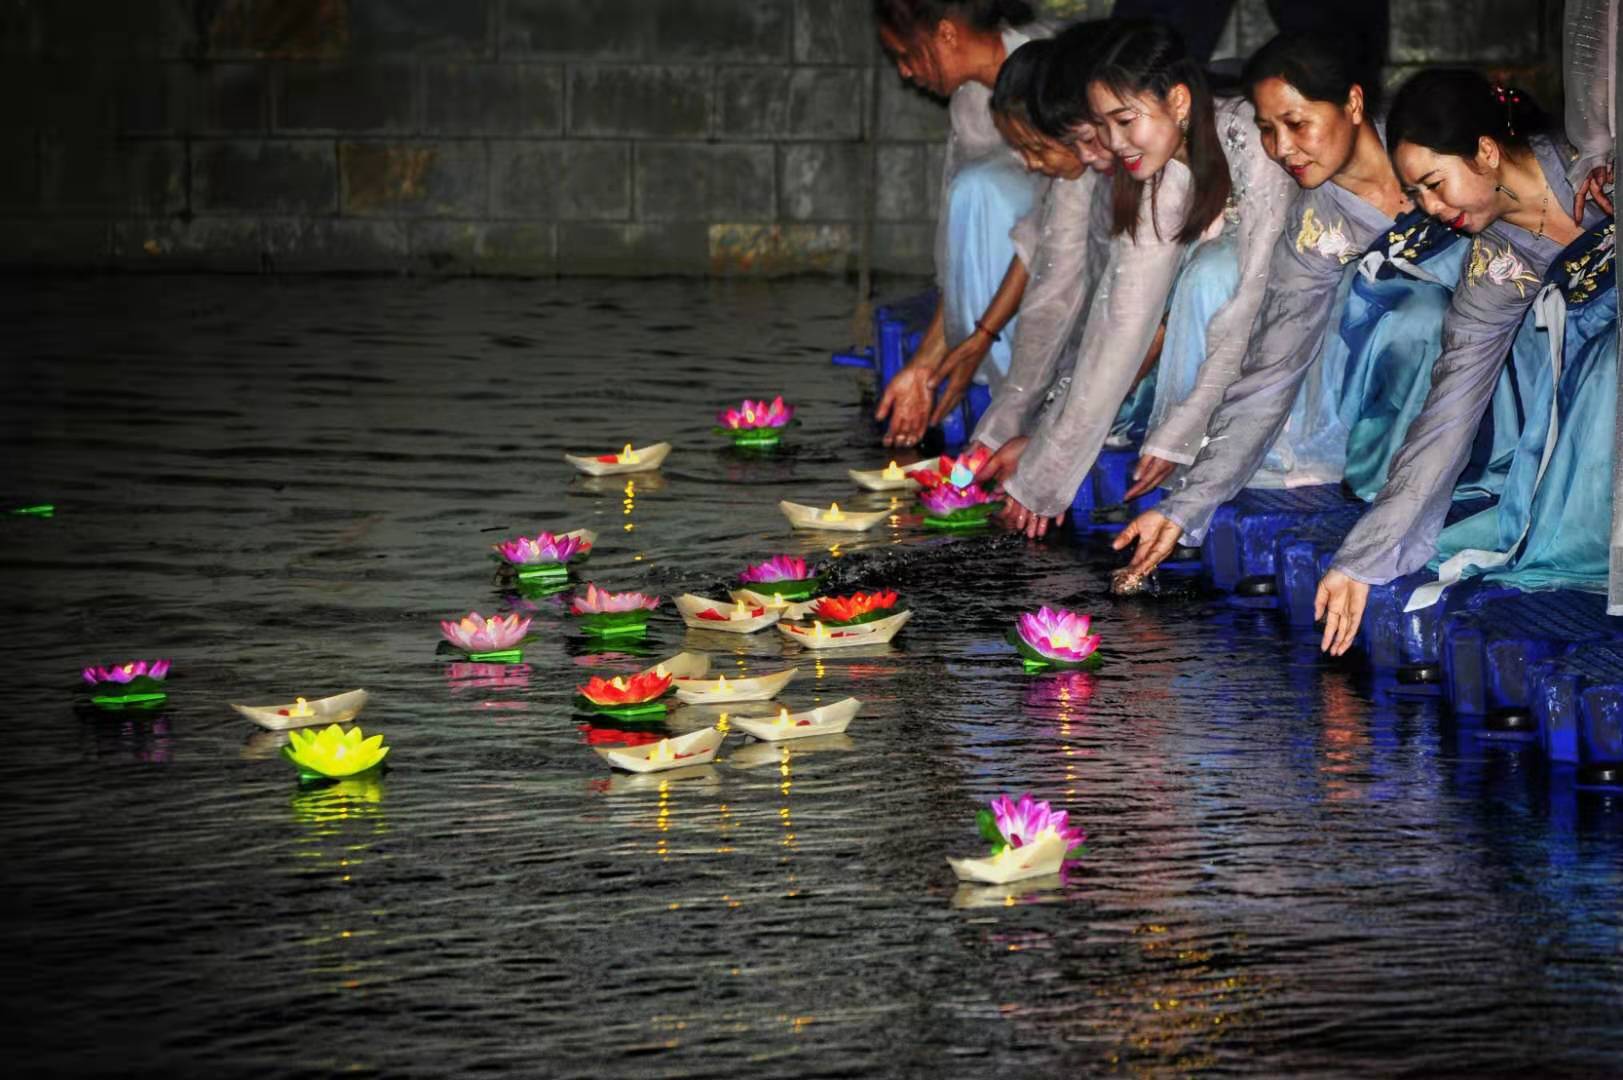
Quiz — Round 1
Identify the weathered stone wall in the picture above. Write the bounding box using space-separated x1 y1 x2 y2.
0 0 1561 276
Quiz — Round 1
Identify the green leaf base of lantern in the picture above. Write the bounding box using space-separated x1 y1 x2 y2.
9 504 54 518
743 576 822 602
464 648 524 664
1007 630 1104 671
513 562 570 584
920 502 1002 530
88 674 169 711
576 611 653 638
573 696 669 720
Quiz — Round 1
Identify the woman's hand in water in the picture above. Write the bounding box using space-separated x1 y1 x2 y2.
1123 453 1178 501
972 436 1027 489
996 492 1064 540
1314 569 1371 656
1111 510 1184 578
927 333 992 427
1573 162 1614 221
875 364 937 448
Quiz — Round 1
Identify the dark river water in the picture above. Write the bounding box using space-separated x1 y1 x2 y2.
4 276 1623 1077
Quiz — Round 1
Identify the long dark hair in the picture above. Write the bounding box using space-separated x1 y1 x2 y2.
1028 21 1106 139
989 38 1055 128
1386 68 1548 158
873 0 1036 39
1089 19 1230 244
1241 32 1371 111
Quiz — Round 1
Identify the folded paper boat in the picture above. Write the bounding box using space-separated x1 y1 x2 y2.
730 697 861 742
230 689 369 732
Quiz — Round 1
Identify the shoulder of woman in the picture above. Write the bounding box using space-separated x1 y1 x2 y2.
1451 230 1545 320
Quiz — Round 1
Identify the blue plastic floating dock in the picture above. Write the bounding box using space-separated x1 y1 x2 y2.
831 289 988 451
1442 590 1623 724
1199 485 1362 600
1070 448 1165 531
1529 642 1623 782
1273 505 1366 626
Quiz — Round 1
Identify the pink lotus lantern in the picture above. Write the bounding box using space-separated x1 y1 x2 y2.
82 659 172 710
915 448 1000 529
493 531 590 583
439 611 533 662
715 395 795 448
737 555 820 600
569 583 661 637
948 793 1086 885
1010 606 1102 671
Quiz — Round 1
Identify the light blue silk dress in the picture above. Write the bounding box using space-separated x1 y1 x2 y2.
1429 219 1618 595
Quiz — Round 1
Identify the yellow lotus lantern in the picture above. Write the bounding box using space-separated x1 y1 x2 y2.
282 723 390 781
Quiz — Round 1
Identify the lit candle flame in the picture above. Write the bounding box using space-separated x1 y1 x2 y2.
733 601 750 620
651 739 674 762
772 592 785 607
655 664 668 677
618 443 637 463
824 502 845 522
775 706 792 726
715 674 731 694
611 676 626 690
882 460 904 480
290 696 313 717
813 621 828 640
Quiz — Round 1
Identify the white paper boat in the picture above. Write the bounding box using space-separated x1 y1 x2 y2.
778 609 912 650
595 726 725 773
603 763 720 794
947 831 1070 885
674 593 784 634
731 697 861 742
640 652 711 681
730 588 820 620
778 500 890 532
848 464 922 491
230 689 369 731
564 442 672 477
727 734 856 769
950 873 1066 909
561 527 598 551
673 667 799 704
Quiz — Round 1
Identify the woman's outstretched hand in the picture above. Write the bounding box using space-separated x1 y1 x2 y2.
1314 569 1371 655
972 436 1025 488
928 337 991 427
1111 510 1184 578
875 364 937 448
1123 453 1178 501
996 494 1065 540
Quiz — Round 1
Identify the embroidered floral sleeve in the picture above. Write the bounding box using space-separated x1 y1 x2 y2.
1157 185 1384 542
1331 229 1551 584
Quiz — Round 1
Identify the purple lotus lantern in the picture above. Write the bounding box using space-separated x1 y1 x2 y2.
1009 606 1102 671
916 465 1002 530
493 530 591 587
715 395 795 448
948 792 1087 885
82 659 172 710
569 583 661 638
737 555 821 601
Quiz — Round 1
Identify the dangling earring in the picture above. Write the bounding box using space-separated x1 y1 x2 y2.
1494 183 1520 202
1177 114 1189 141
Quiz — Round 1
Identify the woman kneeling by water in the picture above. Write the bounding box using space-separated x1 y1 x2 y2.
962 25 1166 478
1113 33 1502 582
970 18 1295 538
1314 68 1613 655
870 0 1049 449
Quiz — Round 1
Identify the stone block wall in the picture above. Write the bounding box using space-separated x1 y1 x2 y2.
0 0 1561 276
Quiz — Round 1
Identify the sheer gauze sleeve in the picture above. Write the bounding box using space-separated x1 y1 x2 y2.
1564 0 1618 184
974 170 1107 452
1330 236 1547 584
1000 166 1194 517
1139 99 1298 465
1156 185 1377 542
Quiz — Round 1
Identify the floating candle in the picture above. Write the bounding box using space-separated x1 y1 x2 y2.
947 794 1086 885
778 609 913 650
672 667 799 704
674 593 781 634
282 723 390 782
564 441 671 477
730 697 862 742
82 658 172 711
231 689 369 731
779 500 890 532
595 726 726 773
